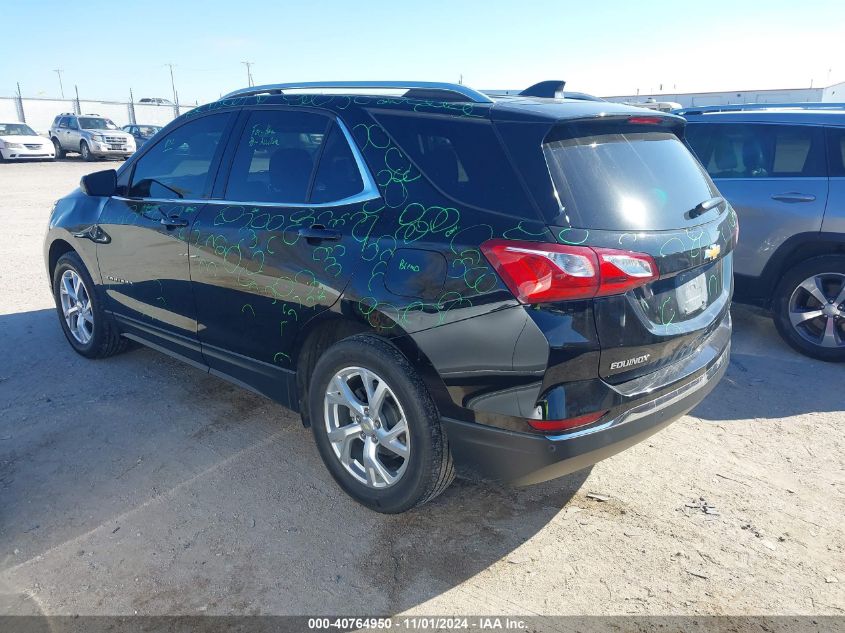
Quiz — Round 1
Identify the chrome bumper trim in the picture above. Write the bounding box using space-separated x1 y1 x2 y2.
547 341 729 442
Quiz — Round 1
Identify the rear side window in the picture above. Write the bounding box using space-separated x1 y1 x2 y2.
374 113 532 214
827 127 845 177
544 129 718 231
225 110 327 203
129 112 231 199
685 123 826 179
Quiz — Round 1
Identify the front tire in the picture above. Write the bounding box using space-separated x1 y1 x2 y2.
308 335 454 513
52 252 128 359
52 138 66 159
80 141 94 161
772 255 845 362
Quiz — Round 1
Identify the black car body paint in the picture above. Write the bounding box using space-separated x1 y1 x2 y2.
45 89 733 486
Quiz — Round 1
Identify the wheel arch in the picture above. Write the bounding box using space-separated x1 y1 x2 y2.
47 238 76 278
44 229 103 288
292 306 451 428
754 232 845 308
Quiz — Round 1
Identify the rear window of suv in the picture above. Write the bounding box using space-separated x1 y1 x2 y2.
543 126 719 231
374 113 533 215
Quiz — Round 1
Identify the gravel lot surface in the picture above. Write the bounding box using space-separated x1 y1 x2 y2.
0 159 843 617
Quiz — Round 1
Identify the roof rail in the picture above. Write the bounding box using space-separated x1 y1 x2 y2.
674 102 845 115
221 81 493 103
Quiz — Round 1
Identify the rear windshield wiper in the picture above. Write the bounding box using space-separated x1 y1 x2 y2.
688 196 724 218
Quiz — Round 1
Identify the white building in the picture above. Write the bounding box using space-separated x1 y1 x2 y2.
604 81 845 108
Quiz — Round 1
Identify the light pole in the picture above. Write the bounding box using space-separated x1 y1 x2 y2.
54 69 65 99
165 63 179 107
241 61 255 87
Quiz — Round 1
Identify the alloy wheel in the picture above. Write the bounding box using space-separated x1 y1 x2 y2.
59 269 94 345
323 366 410 489
788 272 845 349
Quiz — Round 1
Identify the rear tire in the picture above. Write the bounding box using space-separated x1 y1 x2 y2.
52 251 128 359
52 138 66 159
308 334 454 513
772 255 845 362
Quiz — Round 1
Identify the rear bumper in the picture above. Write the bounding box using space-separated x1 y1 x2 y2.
441 330 729 486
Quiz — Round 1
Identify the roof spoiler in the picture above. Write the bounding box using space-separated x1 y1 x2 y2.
520 81 566 99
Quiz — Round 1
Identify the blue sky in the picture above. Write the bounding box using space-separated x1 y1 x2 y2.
2 0 843 103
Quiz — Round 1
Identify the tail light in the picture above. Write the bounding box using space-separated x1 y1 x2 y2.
481 239 658 303
527 410 607 433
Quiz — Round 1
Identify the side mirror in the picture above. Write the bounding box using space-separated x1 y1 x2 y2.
80 169 117 197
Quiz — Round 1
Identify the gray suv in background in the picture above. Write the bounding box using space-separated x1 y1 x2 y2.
49 113 136 161
683 106 845 361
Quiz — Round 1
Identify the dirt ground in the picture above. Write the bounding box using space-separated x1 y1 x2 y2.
0 159 842 617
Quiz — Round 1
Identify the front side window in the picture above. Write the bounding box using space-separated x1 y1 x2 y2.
225 110 331 204
685 123 826 179
128 113 231 199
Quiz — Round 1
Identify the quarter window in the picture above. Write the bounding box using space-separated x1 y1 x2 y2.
827 127 845 177
128 113 232 199
685 123 826 178
374 113 532 214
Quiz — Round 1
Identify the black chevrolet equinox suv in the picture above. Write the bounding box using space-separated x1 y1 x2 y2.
44 81 734 513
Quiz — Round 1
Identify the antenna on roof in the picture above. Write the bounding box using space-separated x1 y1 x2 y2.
520 80 566 98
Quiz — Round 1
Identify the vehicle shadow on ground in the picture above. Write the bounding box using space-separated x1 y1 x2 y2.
692 305 845 422
0 308 588 614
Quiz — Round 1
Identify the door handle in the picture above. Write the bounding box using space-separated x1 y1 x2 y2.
297 225 341 243
771 192 816 203
160 215 188 228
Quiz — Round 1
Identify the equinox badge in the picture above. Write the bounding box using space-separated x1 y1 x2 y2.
610 354 651 370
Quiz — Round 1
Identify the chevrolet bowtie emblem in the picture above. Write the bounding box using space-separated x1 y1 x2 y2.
704 244 721 261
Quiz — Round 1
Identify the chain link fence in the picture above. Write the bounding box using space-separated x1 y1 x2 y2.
1 96 194 134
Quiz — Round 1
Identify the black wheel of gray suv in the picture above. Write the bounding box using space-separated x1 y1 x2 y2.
308 334 454 513
80 141 94 162
52 138 66 159
773 255 845 362
52 252 128 359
